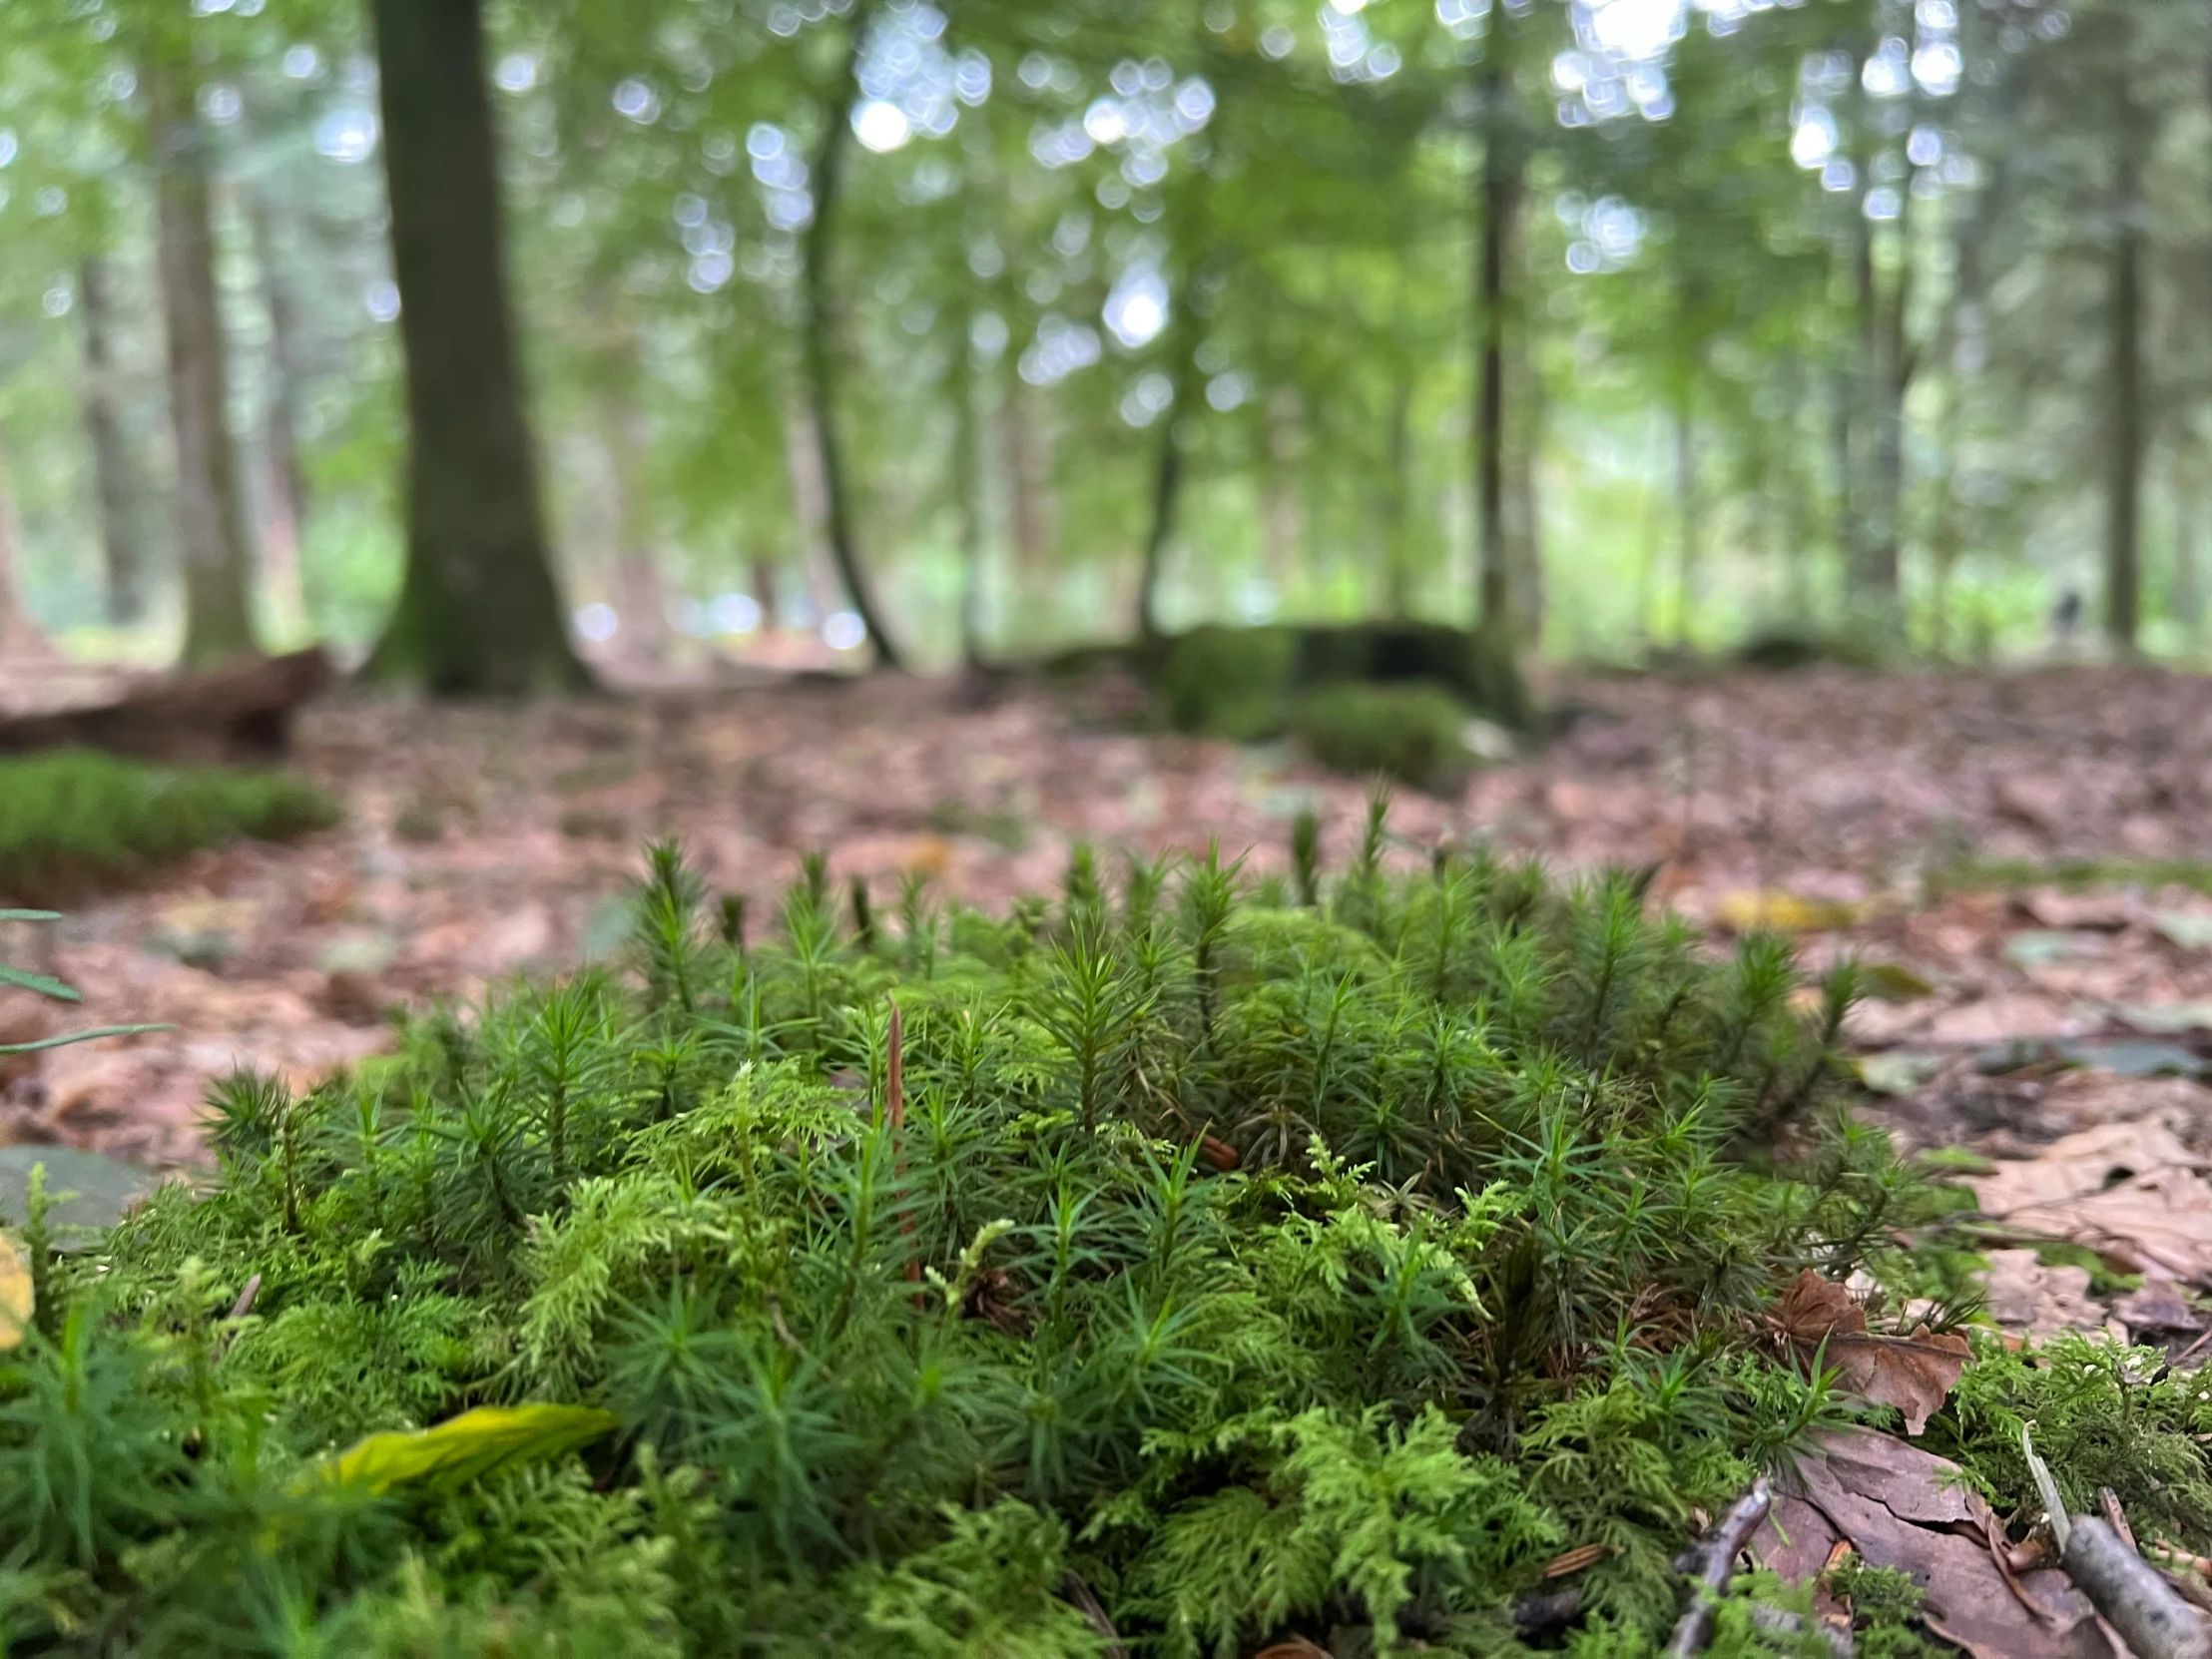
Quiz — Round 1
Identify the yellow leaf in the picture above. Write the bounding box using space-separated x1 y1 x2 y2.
1714 889 1862 933
0 1231 29 1351
322 1403 620 1494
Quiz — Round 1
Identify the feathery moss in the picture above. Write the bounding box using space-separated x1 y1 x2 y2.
0 815 2062 1656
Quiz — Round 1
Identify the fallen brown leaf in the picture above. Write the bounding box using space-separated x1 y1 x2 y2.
1753 1427 2116 1658
1966 1122 2212 1284
1773 1270 1969 1435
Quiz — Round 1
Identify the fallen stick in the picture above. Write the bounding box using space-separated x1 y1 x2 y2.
2062 1519 2211 1659
1666 1476 1773 1657
2024 1428 2211 1659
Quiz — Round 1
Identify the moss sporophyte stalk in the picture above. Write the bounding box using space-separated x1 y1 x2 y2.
0 821 2191 1655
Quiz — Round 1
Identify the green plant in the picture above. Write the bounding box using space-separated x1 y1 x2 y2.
1290 681 1479 795
0 750 338 902
0 817 1998 1652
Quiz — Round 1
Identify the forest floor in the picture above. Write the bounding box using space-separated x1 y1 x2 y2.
10 657 2212 1341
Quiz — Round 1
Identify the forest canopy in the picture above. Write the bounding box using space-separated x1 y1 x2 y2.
0 0 2188 674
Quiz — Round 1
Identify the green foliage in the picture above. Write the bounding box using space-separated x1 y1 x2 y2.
1290 681 1479 795
0 750 338 902
0 819 1970 1652
1148 624 1529 768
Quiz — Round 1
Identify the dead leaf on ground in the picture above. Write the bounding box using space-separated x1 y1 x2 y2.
1861 961 1939 1002
1753 1427 2115 1658
1966 1121 2212 1284
2017 889 2142 931
0 1231 30 1349
1980 1250 2123 1345
1772 1271 1970 1435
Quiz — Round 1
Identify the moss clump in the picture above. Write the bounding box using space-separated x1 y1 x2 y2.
0 748 338 901
1149 622 1530 764
4 827 1978 1653
1290 680 1477 794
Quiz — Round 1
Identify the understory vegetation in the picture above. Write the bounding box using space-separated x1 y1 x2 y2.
0 749 338 902
1 812 2203 1654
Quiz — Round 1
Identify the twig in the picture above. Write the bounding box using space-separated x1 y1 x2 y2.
226 1272 262 1321
1665 1476 1773 1657
2061 1517 2212 1659
2101 1487 2138 1552
1061 1572 1125 1659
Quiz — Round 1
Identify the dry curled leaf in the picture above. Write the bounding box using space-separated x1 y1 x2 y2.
0 1232 29 1350
1773 1270 1969 1436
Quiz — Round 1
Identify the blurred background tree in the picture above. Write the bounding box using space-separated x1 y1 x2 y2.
0 0 2198 678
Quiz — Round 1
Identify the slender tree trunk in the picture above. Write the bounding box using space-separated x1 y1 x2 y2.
78 256 146 628
362 0 586 693
244 192 309 640
800 16 903 670
149 59 259 667
602 398 667 663
752 556 782 634
951 310 987 669
2105 111 2143 653
1001 374 1056 627
1136 340 1202 643
1382 376 1414 618
1472 40 1517 636
1261 380 1305 601
0 434 51 658
1507 333 1546 638
1674 397 1699 645
2172 450 2202 639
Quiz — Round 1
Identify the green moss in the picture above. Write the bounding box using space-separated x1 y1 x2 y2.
1289 680 1478 795
1151 623 1301 742
1146 623 1531 776
0 828 1994 1652
0 748 339 902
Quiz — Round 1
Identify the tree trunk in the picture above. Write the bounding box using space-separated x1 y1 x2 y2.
1001 374 1057 628
1674 398 1699 646
149 59 259 668
0 434 51 658
1136 341 1201 643
1507 330 1546 639
1261 381 1305 604
800 17 903 670
951 310 987 669
244 191 310 641
361 0 586 694
1472 40 1517 637
2105 114 2143 653
2172 451 2202 638
1382 376 1414 618
78 256 147 628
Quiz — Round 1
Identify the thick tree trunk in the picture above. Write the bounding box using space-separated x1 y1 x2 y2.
244 192 309 640
2105 119 2143 652
800 17 903 671
149 60 259 668
361 0 586 694
1472 41 1517 637
77 256 147 628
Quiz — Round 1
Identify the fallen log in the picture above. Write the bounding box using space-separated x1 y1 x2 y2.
0 647 332 763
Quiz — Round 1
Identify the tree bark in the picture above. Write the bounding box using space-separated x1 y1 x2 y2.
148 59 259 668
361 0 587 694
1674 398 1699 645
800 14 904 670
1382 375 1414 618
0 433 51 658
244 191 310 640
951 308 987 669
2172 451 2202 637
1136 336 1202 643
77 256 147 628
2105 107 2143 652
1472 37 1518 638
